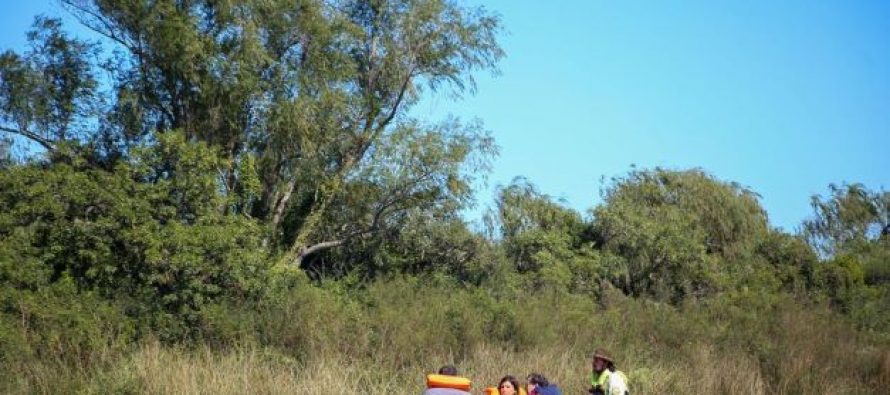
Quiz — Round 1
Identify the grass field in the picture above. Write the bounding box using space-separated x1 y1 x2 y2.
4 278 889 394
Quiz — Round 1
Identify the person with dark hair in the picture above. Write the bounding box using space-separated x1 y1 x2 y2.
439 365 459 376
422 364 472 395
588 348 628 395
496 375 525 395
525 372 562 395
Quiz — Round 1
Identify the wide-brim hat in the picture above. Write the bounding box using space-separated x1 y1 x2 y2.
592 348 614 363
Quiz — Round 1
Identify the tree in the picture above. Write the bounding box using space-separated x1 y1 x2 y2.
0 17 99 153
2 0 503 269
291 118 496 279
803 183 890 289
590 168 771 302
803 183 890 257
484 177 605 292
486 177 586 273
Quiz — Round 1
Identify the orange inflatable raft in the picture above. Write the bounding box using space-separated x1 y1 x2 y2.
426 374 472 391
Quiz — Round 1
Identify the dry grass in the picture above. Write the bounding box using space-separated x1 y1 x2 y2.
4 281 888 394
61 338 882 395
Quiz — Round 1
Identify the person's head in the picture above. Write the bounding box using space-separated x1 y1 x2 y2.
591 348 615 373
498 375 519 395
526 372 549 393
438 364 459 376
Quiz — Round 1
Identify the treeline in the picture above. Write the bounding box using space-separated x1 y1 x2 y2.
1 1 889 393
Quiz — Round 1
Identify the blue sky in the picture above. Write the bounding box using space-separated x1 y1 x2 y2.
3 1 889 232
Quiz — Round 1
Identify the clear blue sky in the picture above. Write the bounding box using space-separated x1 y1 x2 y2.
3 1 889 232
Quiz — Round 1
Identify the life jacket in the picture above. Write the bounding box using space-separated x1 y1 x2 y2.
591 370 628 395
427 374 472 392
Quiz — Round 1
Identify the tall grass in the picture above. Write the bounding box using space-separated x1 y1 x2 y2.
3 276 888 394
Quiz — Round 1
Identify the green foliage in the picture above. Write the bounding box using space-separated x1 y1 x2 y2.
295 118 497 278
0 0 504 277
0 4 508 376
752 231 818 293
485 177 602 293
363 215 486 280
490 177 586 243
801 183 890 332
0 16 99 151
0 276 133 365
595 168 769 257
3 267 890 394
817 255 865 291
859 239 890 286
590 168 771 302
803 183 890 257
2 1 890 393
0 133 269 340
0 256 134 393
44 0 504 268
594 194 713 301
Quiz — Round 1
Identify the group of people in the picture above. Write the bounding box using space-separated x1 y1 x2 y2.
421 348 628 395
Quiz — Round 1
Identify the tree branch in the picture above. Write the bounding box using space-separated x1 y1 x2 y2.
371 169 436 224
271 179 296 229
0 125 55 150
61 1 139 52
376 64 416 133
297 239 345 262
351 63 417 164
297 224 381 264
297 171 438 265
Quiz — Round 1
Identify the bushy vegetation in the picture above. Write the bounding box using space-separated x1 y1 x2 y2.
3 275 890 394
1 1 888 394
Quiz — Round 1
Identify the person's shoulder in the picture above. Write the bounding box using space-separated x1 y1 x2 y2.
537 386 563 395
608 371 629 393
609 370 628 384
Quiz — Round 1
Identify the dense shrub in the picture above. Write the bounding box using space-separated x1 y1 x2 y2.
0 134 270 341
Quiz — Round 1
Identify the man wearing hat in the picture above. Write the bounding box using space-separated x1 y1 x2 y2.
588 348 628 395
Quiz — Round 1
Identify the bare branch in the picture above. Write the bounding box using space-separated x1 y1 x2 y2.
296 224 380 264
60 1 139 52
271 179 296 229
298 239 344 261
0 125 55 150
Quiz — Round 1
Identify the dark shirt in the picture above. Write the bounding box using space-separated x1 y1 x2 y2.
535 385 563 395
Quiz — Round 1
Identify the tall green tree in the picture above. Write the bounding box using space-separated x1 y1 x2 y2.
2 0 502 268
590 168 772 302
803 183 890 257
804 183 890 288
